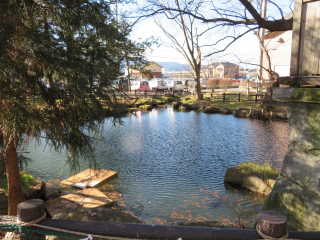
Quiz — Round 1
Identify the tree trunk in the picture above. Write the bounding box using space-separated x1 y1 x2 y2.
265 71 280 100
195 69 203 100
4 133 22 216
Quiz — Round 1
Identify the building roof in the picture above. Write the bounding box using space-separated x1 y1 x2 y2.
265 31 287 40
218 62 239 67
149 61 163 68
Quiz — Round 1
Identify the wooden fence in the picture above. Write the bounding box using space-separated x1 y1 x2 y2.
210 92 264 102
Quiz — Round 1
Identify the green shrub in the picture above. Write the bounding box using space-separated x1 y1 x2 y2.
0 172 38 195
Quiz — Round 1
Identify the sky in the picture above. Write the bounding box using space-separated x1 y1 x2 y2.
118 0 295 68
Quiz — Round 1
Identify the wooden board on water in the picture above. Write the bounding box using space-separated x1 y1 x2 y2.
61 168 117 188
45 188 113 217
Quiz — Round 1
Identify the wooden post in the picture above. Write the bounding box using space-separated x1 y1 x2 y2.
238 93 241 102
255 94 258 102
18 199 45 223
135 89 136 98
211 90 213 98
5 199 45 239
257 210 287 239
223 92 225 101
144 90 146 99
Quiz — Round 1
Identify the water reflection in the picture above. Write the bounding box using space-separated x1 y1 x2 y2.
25 108 289 226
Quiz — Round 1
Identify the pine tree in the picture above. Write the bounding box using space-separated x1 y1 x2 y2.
0 0 125 215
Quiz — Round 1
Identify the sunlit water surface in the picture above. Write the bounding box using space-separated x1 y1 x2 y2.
25 107 289 226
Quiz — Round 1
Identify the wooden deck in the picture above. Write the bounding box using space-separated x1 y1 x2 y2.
44 188 113 217
60 168 117 188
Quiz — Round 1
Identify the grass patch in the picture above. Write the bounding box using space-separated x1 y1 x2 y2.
236 161 279 180
0 171 38 195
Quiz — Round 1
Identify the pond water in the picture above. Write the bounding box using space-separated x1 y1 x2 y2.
25 107 289 226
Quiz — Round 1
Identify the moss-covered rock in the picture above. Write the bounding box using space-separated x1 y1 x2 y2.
140 105 152 110
203 107 220 113
173 101 183 109
224 164 278 195
179 104 192 111
233 107 249 118
220 108 232 114
264 176 320 231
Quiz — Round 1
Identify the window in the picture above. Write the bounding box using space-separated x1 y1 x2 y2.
154 69 157 71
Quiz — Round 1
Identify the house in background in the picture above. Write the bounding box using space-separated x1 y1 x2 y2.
144 61 163 78
202 62 239 79
215 62 239 79
126 61 163 79
262 30 293 80
201 62 220 78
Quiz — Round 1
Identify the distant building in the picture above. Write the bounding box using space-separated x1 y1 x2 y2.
126 61 163 79
201 62 220 78
215 62 239 79
202 62 239 79
143 61 163 78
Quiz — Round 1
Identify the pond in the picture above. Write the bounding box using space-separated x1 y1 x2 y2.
25 107 289 227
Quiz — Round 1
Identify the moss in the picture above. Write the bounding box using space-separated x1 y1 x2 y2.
236 161 279 181
291 89 320 103
263 196 273 210
140 105 152 110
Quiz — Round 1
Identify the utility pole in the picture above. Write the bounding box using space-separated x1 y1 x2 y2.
258 0 267 95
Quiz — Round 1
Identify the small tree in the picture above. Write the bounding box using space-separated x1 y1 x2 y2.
219 79 232 92
206 79 220 93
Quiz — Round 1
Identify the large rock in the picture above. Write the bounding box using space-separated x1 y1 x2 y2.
220 108 232 115
203 107 220 114
233 107 249 118
266 88 320 231
179 104 192 111
192 101 207 110
264 176 320 231
224 167 273 195
53 206 142 223
173 101 183 109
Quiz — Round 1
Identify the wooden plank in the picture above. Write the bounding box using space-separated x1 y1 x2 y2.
44 188 113 217
298 1 307 75
290 0 303 76
61 168 117 188
1 215 320 240
301 1 320 75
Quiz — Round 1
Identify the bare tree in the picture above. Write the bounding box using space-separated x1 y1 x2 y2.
206 79 220 93
136 0 293 58
154 0 204 100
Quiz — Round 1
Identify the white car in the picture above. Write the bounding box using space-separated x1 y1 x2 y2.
149 79 168 91
174 80 184 92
